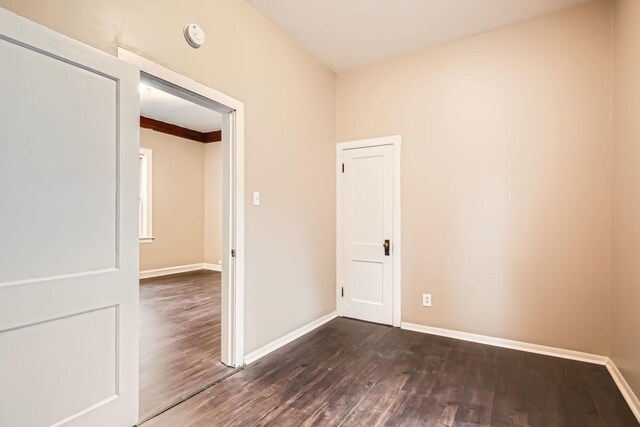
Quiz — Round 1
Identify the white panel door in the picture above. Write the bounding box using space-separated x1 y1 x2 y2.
0 9 139 427
339 144 394 325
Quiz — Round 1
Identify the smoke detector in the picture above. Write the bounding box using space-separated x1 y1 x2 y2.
184 23 205 49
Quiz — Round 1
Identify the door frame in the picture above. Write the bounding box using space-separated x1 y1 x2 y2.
117 49 245 368
336 135 402 327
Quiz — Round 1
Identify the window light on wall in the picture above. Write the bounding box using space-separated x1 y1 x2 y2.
139 147 153 243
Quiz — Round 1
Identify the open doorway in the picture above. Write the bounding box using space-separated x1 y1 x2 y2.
118 49 246 424
137 81 232 421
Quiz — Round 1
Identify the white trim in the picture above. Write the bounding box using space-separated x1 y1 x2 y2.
139 264 206 279
244 312 338 365
230 110 245 368
337 135 402 151
336 135 402 327
139 263 223 279
606 360 640 422
117 49 243 111
203 263 222 272
118 48 245 368
401 322 609 365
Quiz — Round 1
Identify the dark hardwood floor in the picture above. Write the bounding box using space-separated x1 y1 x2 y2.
139 270 234 422
144 317 637 426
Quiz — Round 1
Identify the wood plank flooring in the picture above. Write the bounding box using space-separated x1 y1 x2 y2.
139 270 234 422
144 317 637 426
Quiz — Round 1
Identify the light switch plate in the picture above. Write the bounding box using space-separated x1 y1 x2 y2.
253 191 260 206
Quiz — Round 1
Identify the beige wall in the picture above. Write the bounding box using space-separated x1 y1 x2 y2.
204 143 222 265
0 0 337 353
139 128 205 271
140 128 223 270
6 0 630 366
336 1 612 355
612 0 640 397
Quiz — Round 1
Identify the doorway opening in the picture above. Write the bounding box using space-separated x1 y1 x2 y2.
118 49 245 423
137 80 229 421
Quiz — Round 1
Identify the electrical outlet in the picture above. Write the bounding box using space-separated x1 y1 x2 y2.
422 293 432 307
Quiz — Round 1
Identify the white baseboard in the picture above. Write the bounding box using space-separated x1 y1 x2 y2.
400 322 609 365
402 322 640 421
140 262 222 278
203 263 222 272
139 263 206 279
244 311 338 365
606 360 640 422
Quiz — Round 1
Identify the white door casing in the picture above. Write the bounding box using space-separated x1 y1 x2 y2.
337 136 401 326
117 48 246 369
0 9 139 427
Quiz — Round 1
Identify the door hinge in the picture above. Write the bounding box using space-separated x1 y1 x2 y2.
231 249 236 258
341 287 344 298
342 163 345 173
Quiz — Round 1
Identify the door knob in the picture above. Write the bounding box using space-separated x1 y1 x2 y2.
383 239 390 256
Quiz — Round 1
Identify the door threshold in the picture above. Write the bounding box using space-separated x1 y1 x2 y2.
136 367 243 426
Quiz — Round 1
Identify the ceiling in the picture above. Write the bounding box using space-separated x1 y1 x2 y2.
140 83 222 132
245 0 592 73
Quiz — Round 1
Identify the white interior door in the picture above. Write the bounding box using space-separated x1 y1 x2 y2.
0 9 139 427
338 143 395 325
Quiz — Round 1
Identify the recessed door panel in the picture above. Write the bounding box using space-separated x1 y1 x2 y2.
0 38 117 284
0 307 118 427
351 155 384 245
351 260 384 305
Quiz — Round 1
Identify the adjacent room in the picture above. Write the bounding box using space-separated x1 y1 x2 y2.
1 0 640 426
137 82 231 421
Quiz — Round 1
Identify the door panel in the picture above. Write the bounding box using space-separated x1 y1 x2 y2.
0 9 139 427
0 36 117 283
340 144 394 325
351 260 384 304
0 307 117 427
351 155 384 244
